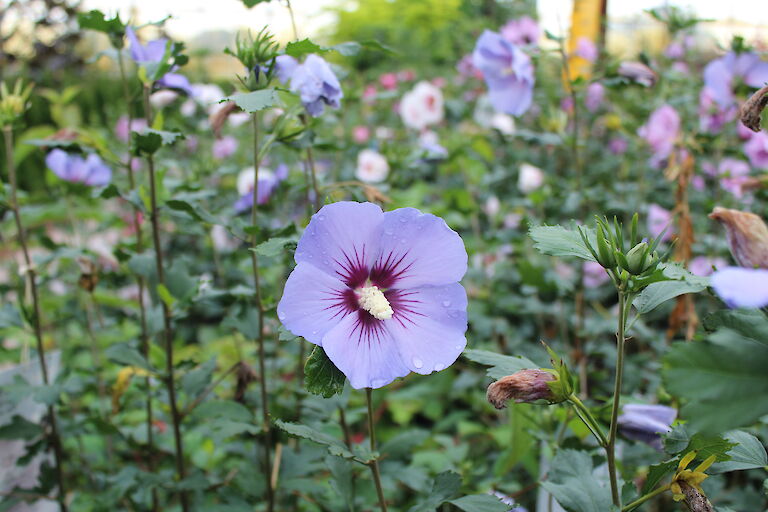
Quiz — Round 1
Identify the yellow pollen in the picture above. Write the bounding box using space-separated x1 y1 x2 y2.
357 285 393 320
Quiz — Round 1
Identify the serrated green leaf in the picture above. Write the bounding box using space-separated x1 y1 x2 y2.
285 39 327 58
0 415 44 440
703 309 768 347
275 420 356 460
463 349 537 380
540 449 619 512
254 237 295 258
529 225 597 262
407 471 462 512
710 430 768 473
77 10 125 37
449 495 509 512
304 346 346 398
632 271 708 314
131 129 184 156
225 89 278 113
640 459 678 495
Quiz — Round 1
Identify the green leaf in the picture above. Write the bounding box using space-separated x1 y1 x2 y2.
131 129 184 156
663 424 690 454
77 10 125 37
407 471 462 512
181 357 217 400
285 39 327 58
448 495 509 512
222 304 260 340
225 89 278 113
463 349 537 380
304 346 346 398
329 40 397 56
105 343 156 373
254 237 296 258
0 415 43 440
540 449 619 512
275 420 357 460
327 455 355 510
529 225 597 262
241 0 269 6
710 430 768 473
192 400 253 423
632 274 708 313
641 459 678 495
664 324 768 433
703 309 768 347
165 199 219 224
0 303 22 329
127 253 155 280
157 284 176 307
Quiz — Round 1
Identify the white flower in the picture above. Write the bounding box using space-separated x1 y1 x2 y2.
355 149 389 183
211 225 239 252
150 90 179 109
237 167 276 195
491 113 515 134
517 163 544 193
399 81 444 130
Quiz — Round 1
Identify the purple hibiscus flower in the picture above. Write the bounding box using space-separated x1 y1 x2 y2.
711 267 768 308
585 82 604 112
703 51 768 108
234 164 288 213
472 30 534 117
126 26 192 94
499 16 539 46
638 104 680 167
618 404 676 450
698 87 737 134
278 202 468 389
45 149 111 186
276 54 342 117
743 130 768 169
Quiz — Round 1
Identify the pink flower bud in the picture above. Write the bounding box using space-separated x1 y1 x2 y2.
709 206 768 269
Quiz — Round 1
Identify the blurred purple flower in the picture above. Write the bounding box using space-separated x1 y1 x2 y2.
456 54 483 80
638 104 680 167
585 82 604 112
689 256 727 277
711 267 768 308
583 261 609 288
608 137 628 155
698 87 736 134
472 30 534 116
717 158 751 198
703 51 768 108
665 41 685 59
648 204 673 241
234 164 287 213
500 16 539 46
279 54 342 117
45 149 111 186
278 201 468 389
213 136 238 160
743 130 768 169
126 26 192 94
575 37 598 62
115 116 148 143
618 404 676 450
737 121 754 140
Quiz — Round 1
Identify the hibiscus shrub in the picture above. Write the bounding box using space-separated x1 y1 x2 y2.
1 3 768 512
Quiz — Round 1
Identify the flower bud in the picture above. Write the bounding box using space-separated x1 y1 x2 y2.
486 369 566 409
0 79 33 127
625 241 650 274
595 226 616 269
709 207 768 269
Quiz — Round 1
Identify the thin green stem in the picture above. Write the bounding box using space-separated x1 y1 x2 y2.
621 484 670 511
4 125 69 512
119 52 157 512
606 289 627 507
365 388 387 512
249 111 275 512
568 395 608 447
143 86 189 512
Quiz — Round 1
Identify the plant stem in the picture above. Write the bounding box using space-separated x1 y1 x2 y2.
142 86 189 512
4 125 69 512
606 289 627 507
568 395 608 447
249 111 275 512
365 388 387 512
621 484 670 511
118 49 158 511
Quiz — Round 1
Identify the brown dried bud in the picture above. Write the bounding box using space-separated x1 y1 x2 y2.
678 482 714 512
709 207 768 269
77 257 99 292
209 101 239 139
234 361 258 404
739 85 768 133
487 369 557 409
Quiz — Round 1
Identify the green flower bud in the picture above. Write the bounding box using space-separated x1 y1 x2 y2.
625 241 650 274
595 225 616 269
0 79 33 127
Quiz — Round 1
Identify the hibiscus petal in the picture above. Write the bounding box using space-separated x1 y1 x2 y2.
387 283 467 374
278 261 354 345
373 208 467 288
83 154 112 186
45 149 71 180
322 313 410 389
711 267 768 308
488 79 533 116
295 202 384 287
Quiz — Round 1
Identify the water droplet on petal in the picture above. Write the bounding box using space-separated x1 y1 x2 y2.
400 238 407 244
434 363 444 371
318 215 325 221
311 329 318 335
412 357 423 369
399 217 407 223
385 228 394 235
278 311 286 320
454 344 463 351
442 300 451 307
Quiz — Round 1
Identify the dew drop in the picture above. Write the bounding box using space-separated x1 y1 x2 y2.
454 344 463 351
434 363 444 371
308 253 314 258
412 357 424 369
278 310 286 320
323 259 330 265
442 300 451 307
399 217 407 223
311 329 318 335
317 215 325 221
385 228 394 235
400 238 407 244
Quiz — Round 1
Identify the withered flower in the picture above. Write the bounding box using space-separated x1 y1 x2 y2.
709 207 768 269
487 369 559 409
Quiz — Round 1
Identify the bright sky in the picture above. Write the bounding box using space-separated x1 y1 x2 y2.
82 0 768 41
